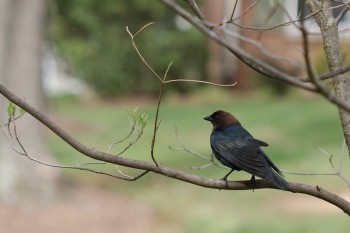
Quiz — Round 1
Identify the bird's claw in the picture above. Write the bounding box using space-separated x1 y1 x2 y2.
220 169 234 188
220 177 229 188
250 175 256 192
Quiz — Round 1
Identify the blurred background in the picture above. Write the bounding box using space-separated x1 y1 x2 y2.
0 0 350 232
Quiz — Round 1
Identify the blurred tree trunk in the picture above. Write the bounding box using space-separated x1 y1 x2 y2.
306 0 350 156
204 0 240 86
0 0 58 203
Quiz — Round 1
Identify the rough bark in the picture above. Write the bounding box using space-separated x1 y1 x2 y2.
306 0 350 155
0 0 57 203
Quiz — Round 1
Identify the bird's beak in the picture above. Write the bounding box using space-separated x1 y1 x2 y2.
203 115 213 122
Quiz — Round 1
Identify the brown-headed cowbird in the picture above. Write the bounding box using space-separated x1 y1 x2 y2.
204 110 289 190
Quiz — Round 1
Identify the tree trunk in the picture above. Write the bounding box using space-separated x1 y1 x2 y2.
306 0 350 155
0 0 58 203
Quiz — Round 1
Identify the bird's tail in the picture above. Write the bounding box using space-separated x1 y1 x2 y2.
267 170 289 190
259 149 289 190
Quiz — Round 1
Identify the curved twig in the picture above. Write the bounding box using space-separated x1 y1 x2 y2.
126 22 236 88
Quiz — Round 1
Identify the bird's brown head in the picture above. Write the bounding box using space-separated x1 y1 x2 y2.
204 110 240 131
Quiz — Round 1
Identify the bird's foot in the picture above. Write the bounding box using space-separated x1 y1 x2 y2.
220 169 234 188
220 177 229 188
250 175 256 192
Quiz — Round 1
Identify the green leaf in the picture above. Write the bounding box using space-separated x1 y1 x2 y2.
127 110 133 124
127 107 148 129
140 113 148 129
7 101 16 117
19 107 26 117
132 106 139 124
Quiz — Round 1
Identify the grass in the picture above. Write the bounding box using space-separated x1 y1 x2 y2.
48 89 350 233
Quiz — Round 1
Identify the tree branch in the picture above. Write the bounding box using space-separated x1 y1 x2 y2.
1 83 350 215
334 1 350 25
306 0 350 155
126 23 236 87
160 0 317 91
306 64 350 81
184 0 204 20
162 0 350 109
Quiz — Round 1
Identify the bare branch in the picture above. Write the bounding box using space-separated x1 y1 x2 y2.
282 142 350 187
184 0 204 19
230 0 259 23
127 23 236 87
209 1 314 31
161 0 317 91
164 79 236 87
229 0 239 21
115 165 150 180
190 163 214 170
169 126 226 168
126 23 163 83
334 1 350 25
2 112 150 182
282 170 337 176
300 1 350 113
107 122 135 153
1 83 350 215
150 82 164 167
218 26 305 70
307 64 350 81
1 115 27 155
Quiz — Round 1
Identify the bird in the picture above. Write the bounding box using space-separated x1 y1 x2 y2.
204 110 289 190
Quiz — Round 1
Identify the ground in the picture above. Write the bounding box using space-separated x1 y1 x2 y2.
0 186 154 233
1 184 349 233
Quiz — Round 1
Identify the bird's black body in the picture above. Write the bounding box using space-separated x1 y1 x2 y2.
204 110 289 190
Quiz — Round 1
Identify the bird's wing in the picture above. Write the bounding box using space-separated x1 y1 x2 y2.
211 133 269 178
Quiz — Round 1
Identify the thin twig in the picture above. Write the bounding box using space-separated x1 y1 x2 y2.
12 117 27 155
229 0 259 23
303 64 350 81
115 160 151 180
126 23 163 83
184 0 204 19
1 116 26 155
150 82 164 167
190 163 214 170
107 123 135 153
312 143 350 187
127 23 236 87
282 170 337 176
219 26 305 70
213 2 336 32
164 79 236 87
169 126 229 169
229 0 239 21
116 131 144 156
150 61 173 166
334 1 350 25
1 112 150 182
161 0 317 91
